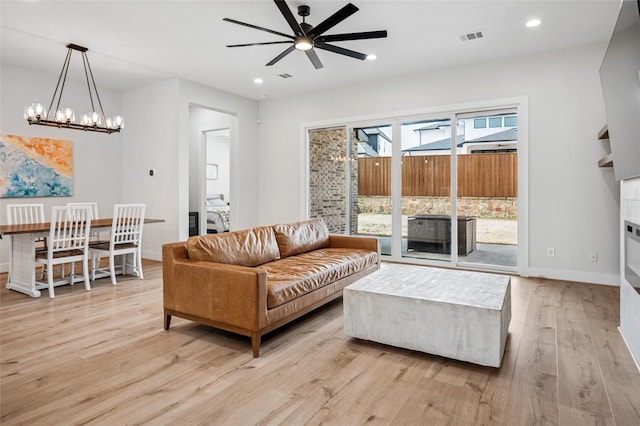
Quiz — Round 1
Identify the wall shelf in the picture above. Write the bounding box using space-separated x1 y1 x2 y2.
597 124 613 168
598 153 613 168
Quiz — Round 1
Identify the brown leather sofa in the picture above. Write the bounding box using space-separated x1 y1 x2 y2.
163 218 380 357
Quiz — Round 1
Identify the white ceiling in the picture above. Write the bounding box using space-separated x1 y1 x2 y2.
0 0 621 101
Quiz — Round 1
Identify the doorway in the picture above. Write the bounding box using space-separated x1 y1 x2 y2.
203 128 231 234
188 105 233 236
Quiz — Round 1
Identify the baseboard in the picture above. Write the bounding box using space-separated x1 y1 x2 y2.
619 326 640 374
142 250 162 262
527 267 619 286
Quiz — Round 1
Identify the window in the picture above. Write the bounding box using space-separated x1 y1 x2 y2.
504 116 518 127
489 117 502 128
474 118 486 128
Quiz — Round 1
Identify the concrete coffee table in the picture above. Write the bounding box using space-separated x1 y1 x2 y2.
343 263 511 367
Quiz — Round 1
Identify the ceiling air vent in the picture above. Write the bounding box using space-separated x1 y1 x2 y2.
278 73 293 79
459 30 485 42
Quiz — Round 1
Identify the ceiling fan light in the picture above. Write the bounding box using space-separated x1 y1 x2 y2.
294 37 313 51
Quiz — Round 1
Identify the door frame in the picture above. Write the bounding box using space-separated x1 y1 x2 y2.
201 127 231 235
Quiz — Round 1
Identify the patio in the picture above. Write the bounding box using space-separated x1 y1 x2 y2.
357 213 517 267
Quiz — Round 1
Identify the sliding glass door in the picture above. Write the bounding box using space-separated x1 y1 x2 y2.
309 105 520 273
400 118 453 262
455 110 518 269
349 124 392 256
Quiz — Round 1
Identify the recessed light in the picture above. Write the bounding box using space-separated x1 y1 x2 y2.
366 54 377 61
526 18 541 28
253 78 263 84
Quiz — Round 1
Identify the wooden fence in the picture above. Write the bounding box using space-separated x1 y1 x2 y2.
357 153 517 197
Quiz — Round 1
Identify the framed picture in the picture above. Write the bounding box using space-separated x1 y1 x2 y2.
0 134 73 198
207 163 218 180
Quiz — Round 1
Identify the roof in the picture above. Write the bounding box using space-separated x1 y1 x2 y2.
402 135 466 153
466 128 518 143
402 128 518 153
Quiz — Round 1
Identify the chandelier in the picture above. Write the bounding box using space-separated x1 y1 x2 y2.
24 43 123 134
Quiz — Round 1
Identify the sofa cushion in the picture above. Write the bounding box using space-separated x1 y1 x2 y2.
260 248 379 308
187 226 280 267
273 218 330 258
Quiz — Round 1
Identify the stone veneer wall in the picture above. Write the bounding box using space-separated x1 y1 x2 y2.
309 127 349 233
349 129 359 234
358 196 518 219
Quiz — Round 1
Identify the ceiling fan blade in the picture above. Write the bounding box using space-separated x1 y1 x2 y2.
274 0 305 36
227 41 293 48
316 30 388 43
315 42 367 60
309 3 359 38
266 45 296 66
305 49 324 69
223 17 294 40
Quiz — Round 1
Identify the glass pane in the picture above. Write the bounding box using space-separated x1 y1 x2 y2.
474 118 486 128
400 118 453 262
504 115 518 127
457 112 518 268
350 125 392 256
309 127 349 233
489 117 502 128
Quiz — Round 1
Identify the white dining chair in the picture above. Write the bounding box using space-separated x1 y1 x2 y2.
66 202 102 272
66 202 99 222
91 203 145 285
6 203 50 281
35 205 92 298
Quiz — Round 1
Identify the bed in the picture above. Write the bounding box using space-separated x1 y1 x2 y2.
206 195 230 234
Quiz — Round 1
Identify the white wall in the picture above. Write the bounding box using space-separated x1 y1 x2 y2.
0 64 123 272
122 78 259 260
620 177 640 369
122 79 181 260
257 43 620 285
206 133 231 201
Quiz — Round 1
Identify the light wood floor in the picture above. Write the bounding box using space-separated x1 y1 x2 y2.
1 261 639 425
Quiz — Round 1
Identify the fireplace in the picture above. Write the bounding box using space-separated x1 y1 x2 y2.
625 221 640 294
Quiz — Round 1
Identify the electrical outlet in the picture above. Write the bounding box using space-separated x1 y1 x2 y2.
589 251 598 263
547 247 555 258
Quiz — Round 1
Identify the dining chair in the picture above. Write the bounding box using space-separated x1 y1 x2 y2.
66 202 102 273
6 203 50 281
35 205 92 298
91 203 145 285
66 202 99 222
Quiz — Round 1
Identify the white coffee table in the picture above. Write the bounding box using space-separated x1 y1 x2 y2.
343 263 511 367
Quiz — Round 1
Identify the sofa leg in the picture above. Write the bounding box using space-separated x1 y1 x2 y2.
164 314 172 330
251 335 261 358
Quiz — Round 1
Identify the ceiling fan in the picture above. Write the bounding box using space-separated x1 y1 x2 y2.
223 0 387 70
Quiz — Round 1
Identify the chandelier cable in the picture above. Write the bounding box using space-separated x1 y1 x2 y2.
47 48 72 120
82 51 107 122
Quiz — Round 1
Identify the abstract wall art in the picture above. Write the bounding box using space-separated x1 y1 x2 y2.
0 134 73 198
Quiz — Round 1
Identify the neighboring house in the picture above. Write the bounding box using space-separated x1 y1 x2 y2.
354 115 518 157
404 115 518 155
356 127 392 157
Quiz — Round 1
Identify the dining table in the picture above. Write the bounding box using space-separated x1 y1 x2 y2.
0 217 164 298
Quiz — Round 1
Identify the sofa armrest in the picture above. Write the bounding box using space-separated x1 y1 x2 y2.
163 243 267 331
328 234 380 258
